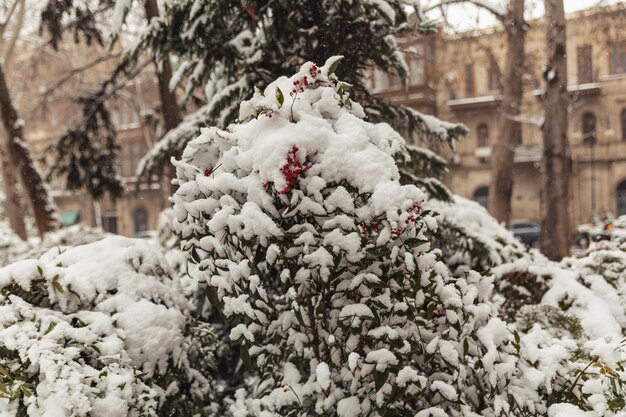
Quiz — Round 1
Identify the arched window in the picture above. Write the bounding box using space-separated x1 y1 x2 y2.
617 180 626 216
477 123 489 147
622 109 626 140
473 186 489 209
582 112 596 144
134 207 148 234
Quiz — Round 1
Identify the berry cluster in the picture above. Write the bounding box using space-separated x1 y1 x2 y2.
404 202 422 224
359 221 379 237
278 145 308 194
359 202 422 238
263 146 308 195
203 168 212 176
289 64 323 97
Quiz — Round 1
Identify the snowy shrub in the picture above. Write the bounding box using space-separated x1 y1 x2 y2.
170 58 530 416
156 208 249 415
493 251 626 416
0 236 215 417
426 196 537 274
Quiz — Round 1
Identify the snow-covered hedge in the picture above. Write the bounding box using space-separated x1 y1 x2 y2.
0 236 214 417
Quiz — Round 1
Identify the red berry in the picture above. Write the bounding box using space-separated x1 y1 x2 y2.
204 168 211 176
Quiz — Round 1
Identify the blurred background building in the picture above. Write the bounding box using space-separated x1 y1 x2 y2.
8 40 168 237
369 4 626 229
6 3 626 237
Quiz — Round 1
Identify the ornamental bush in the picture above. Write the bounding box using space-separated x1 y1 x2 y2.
0 236 215 417
171 57 527 416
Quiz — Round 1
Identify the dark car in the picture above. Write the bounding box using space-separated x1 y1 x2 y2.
508 220 541 247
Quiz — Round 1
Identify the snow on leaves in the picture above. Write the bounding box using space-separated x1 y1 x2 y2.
0 236 212 417
171 59 524 416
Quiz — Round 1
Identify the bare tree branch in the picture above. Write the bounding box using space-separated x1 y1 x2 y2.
0 0 20 37
423 0 506 21
35 51 123 112
2 0 26 67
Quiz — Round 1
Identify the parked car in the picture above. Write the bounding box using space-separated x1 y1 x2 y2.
508 219 541 247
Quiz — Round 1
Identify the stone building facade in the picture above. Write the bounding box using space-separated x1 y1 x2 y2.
370 4 626 229
8 41 169 237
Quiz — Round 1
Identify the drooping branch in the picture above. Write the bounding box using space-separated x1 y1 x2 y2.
46 58 151 200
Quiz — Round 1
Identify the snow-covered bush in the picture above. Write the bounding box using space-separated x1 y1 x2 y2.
426 196 538 274
0 236 214 417
170 58 530 416
493 249 626 416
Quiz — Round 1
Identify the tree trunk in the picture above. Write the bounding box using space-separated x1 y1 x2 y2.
0 62 57 237
540 0 570 260
144 0 182 196
488 0 526 225
0 123 27 240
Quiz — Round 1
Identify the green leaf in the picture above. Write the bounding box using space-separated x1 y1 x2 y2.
327 56 343 75
44 322 57 335
404 238 429 248
367 246 391 257
340 82 353 90
51 275 64 293
608 396 625 411
374 370 389 390
20 385 31 398
276 87 284 106
240 343 252 370
36 265 43 276
294 308 306 328
0 383 8 396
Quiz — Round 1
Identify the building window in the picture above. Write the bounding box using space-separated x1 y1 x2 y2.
622 109 626 141
609 42 626 75
474 186 489 209
477 123 489 147
617 180 626 216
465 63 475 96
577 45 593 83
582 112 596 144
102 212 118 234
409 53 425 86
121 140 146 178
487 64 500 91
134 207 148 235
